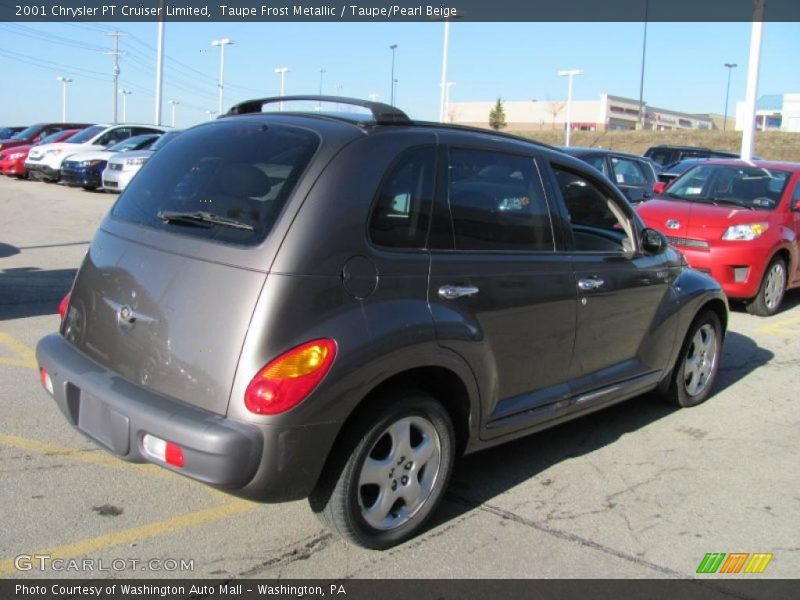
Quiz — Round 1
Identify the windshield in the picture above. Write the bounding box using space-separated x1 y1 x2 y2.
112 121 319 246
665 164 791 210
38 131 72 145
108 134 158 153
151 130 180 151
66 125 106 144
11 124 42 140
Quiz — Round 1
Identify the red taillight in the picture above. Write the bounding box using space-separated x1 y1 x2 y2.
245 339 337 415
39 367 54 395
142 433 185 469
165 442 185 468
58 292 71 321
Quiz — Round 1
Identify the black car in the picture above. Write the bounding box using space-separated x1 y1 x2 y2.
562 147 659 203
656 157 713 185
644 145 740 168
37 96 727 549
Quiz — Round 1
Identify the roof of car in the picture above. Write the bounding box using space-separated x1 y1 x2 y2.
700 158 800 171
560 147 644 160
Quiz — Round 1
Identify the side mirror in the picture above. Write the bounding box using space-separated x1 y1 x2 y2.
652 181 667 195
641 227 668 255
792 198 800 212
32 135 41 143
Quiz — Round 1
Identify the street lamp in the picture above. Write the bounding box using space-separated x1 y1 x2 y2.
168 99 179 127
438 21 450 122
723 63 738 131
211 38 234 116
56 76 72 122
368 92 380 102
558 69 583 147
444 82 456 123
119 89 132 122
275 66 290 111
389 44 398 106
393 79 398 105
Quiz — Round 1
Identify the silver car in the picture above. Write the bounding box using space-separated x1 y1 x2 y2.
102 130 181 192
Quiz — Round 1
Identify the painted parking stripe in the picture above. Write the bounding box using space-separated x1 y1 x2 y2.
757 315 800 336
0 332 36 369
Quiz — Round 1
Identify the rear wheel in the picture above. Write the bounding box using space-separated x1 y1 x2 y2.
309 392 455 549
746 257 787 317
82 185 97 191
662 310 722 408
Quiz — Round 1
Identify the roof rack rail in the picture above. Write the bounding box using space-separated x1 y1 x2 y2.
226 95 411 125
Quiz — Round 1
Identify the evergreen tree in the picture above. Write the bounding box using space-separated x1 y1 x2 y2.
489 98 507 130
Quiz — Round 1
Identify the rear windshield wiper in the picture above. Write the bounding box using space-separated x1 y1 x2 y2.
157 210 255 231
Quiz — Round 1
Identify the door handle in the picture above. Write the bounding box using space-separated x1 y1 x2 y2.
578 277 605 291
438 285 480 300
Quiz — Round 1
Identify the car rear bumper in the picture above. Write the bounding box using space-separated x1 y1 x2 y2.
675 242 770 300
36 334 338 501
102 168 134 192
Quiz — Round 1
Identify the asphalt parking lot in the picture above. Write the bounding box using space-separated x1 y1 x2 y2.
0 174 798 580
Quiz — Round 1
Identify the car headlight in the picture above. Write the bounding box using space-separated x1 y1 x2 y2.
9 152 26 160
45 149 63 156
721 223 769 241
124 157 148 167
79 160 103 167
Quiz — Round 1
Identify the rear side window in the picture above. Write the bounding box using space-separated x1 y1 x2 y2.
112 121 319 246
610 157 647 185
369 147 435 249
447 148 553 252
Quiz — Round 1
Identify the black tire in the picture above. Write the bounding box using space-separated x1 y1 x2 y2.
82 185 97 191
309 391 455 550
661 310 723 408
746 257 787 317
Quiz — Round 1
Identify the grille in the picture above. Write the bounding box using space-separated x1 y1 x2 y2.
103 180 118 188
667 236 709 249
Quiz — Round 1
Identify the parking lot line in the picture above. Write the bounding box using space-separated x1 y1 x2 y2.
0 498 256 578
756 315 800 336
0 332 36 369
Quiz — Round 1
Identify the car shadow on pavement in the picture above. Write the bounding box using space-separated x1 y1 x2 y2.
0 266 77 320
434 329 773 525
0 243 20 258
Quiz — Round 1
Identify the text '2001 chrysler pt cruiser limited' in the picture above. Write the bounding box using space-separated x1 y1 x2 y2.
37 97 727 549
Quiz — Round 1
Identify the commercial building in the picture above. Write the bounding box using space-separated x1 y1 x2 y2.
447 93 714 132
734 93 800 132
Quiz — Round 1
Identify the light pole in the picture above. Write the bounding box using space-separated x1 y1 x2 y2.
637 0 649 129
154 0 165 125
206 109 217 121
438 21 450 122
56 76 72 122
741 0 765 161
275 67 290 111
389 44 398 106
723 63 738 131
168 100 179 127
211 38 234 116
319 69 325 96
444 82 455 123
558 69 583 147
119 89 132 122
368 92 380 102
393 79 398 105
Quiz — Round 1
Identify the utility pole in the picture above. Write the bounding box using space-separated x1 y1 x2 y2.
444 82 456 123
438 21 450 122
389 44 398 106
168 100 179 127
723 63 738 131
154 1 165 125
56 76 72 122
207 109 217 121
637 0 649 129
105 30 127 123
275 67 290 111
211 38 234 116
558 69 583 147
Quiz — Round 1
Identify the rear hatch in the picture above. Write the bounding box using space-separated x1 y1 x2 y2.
61 119 321 415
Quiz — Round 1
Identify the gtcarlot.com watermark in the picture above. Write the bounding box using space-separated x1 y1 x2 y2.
14 554 194 573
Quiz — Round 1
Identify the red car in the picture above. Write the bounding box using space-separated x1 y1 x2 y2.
0 129 82 178
637 160 800 316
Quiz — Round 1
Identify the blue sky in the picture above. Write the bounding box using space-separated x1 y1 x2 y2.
1 21 799 127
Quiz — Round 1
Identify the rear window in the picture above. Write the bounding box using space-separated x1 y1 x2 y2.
67 125 106 144
111 121 319 246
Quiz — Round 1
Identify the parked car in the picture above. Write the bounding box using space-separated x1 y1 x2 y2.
37 96 727 550
0 122 92 152
0 126 26 140
644 145 740 168
637 160 800 316
656 157 713 185
103 130 181 192
60 134 162 190
26 124 169 182
0 129 82 178
562 147 659 204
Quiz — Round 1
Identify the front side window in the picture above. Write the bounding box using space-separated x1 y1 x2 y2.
447 148 553 251
112 121 319 246
96 127 131 146
553 166 634 253
369 147 435 249
66 125 105 144
583 155 607 176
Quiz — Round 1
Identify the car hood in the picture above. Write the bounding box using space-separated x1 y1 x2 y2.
0 144 32 157
107 149 154 164
637 198 774 239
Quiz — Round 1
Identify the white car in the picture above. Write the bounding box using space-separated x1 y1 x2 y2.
60 134 162 191
26 123 169 182
102 130 182 192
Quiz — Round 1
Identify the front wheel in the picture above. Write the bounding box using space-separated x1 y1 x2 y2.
746 257 787 317
662 310 722 408
309 392 455 549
